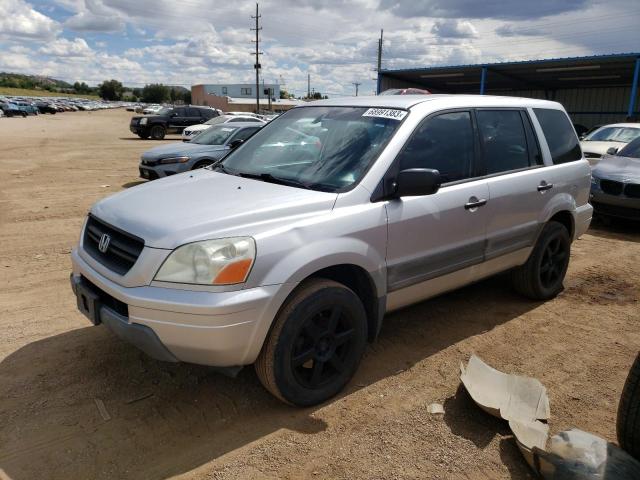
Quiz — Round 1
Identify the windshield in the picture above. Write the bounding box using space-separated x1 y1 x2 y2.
192 125 238 145
218 106 404 192
617 137 640 159
585 126 640 143
157 107 172 115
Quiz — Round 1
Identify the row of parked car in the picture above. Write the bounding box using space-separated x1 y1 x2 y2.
128 104 275 140
0 96 122 118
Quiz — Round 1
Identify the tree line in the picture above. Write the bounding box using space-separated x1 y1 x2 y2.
97 79 191 104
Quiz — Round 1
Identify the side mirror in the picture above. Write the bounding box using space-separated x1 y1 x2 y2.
394 168 441 197
606 147 618 155
170 112 178 117
229 139 244 149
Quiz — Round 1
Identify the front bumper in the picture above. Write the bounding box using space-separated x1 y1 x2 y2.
71 248 295 366
590 190 640 220
139 162 189 179
130 125 149 136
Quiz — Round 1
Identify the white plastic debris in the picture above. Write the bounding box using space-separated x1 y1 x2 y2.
459 356 640 479
533 429 640 479
509 419 549 468
460 354 549 422
427 403 445 415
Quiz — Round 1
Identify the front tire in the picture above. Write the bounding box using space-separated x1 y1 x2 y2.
150 125 166 140
511 221 571 300
192 160 213 170
618 353 640 460
255 279 368 406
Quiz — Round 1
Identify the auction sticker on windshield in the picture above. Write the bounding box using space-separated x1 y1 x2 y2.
362 108 407 121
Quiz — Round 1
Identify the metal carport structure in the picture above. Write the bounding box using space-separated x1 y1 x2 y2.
378 53 640 128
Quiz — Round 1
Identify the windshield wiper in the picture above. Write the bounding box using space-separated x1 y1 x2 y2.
236 172 306 188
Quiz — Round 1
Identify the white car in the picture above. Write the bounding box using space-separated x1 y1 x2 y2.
142 105 163 115
580 123 640 165
181 114 266 141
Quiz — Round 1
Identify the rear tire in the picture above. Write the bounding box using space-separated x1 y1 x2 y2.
618 353 640 460
511 221 571 300
255 279 368 406
150 125 166 140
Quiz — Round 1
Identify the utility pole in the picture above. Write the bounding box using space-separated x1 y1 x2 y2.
352 82 361 96
377 29 384 73
251 3 262 114
376 29 383 94
307 73 311 99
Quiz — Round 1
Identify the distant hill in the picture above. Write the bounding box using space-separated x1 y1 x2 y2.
0 72 74 92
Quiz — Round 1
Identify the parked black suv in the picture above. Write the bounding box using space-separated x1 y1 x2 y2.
130 106 218 140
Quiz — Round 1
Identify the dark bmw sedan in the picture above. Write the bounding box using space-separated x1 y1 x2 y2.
590 136 640 220
139 123 262 180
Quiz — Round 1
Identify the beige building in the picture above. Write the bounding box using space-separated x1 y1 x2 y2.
191 84 304 113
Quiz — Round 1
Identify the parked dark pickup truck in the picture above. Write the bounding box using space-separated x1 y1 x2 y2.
130 106 218 140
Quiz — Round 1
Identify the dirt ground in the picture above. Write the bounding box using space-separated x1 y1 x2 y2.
0 109 639 480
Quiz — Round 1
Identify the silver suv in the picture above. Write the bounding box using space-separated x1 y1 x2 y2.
71 95 592 406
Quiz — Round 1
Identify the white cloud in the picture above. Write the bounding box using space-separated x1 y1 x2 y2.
0 0 60 39
431 20 478 39
40 37 94 57
64 0 124 32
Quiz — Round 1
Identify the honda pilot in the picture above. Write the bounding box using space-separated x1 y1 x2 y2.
72 95 592 406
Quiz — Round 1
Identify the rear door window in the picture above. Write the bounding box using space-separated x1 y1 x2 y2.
533 108 582 164
186 108 201 117
476 110 530 174
397 111 475 183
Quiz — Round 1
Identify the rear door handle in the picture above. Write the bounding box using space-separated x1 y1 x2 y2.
464 197 487 210
537 181 553 192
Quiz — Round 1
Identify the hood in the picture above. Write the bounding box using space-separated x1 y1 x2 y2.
141 142 227 160
592 155 640 183
185 124 210 132
91 169 338 249
580 140 625 156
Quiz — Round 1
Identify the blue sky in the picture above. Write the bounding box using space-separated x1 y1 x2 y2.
0 0 638 97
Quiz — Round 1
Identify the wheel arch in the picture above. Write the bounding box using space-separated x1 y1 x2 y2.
305 264 385 342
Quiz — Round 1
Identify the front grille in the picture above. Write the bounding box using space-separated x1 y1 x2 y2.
130 118 139 126
624 183 640 199
584 152 601 159
592 201 640 220
600 179 624 196
83 215 144 275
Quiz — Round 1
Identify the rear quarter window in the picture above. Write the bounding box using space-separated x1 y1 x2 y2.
533 108 582 164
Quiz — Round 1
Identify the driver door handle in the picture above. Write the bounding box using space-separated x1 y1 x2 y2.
464 197 487 210
537 181 554 192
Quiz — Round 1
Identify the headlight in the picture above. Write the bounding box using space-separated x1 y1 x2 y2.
158 156 190 164
154 237 256 285
139 117 148 125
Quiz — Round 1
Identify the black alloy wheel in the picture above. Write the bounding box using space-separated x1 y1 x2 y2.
538 235 568 290
511 221 571 300
255 279 368 406
290 304 357 390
